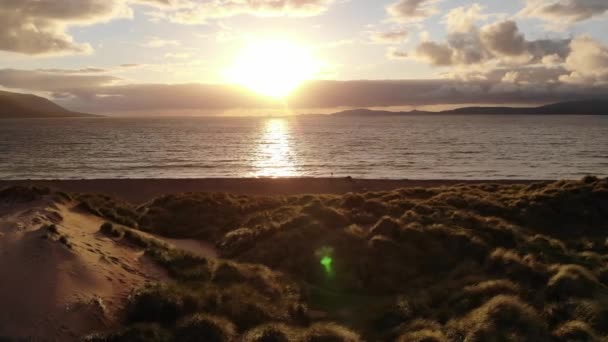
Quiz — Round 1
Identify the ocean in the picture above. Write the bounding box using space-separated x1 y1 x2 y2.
1 115 607 180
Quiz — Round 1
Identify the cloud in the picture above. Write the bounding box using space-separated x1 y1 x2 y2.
1 67 605 113
131 0 181 7
36 68 108 74
142 37 180 48
386 47 408 59
450 65 568 85
444 3 485 33
62 83 281 112
0 0 329 54
560 36 608 84
479 21 526 56
290 79 607 108
370 30 409 44
405 12 608 89
415 41 455 66
521 0 608 24
413 19 570 66
414 29 490 66
66 80 604 112
386 0 441 22
0 0 135 55
165 52 192 59
149 0 336 24
0 69 118 97
499 67 565 84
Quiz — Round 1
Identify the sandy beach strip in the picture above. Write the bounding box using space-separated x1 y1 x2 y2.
0 178 547 203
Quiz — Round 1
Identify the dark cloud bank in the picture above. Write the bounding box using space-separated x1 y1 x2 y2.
8 79 607 115
0 68 606 114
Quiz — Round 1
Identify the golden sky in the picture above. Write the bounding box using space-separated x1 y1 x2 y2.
0 0 607 114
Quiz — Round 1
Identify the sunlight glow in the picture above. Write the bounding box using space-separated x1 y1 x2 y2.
253 119 298 177
228 39 320 98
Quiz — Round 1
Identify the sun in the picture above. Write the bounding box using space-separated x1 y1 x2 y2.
228 39 320 98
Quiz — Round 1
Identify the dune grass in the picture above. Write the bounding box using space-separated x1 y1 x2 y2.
77 193 140 228
10 177 607 340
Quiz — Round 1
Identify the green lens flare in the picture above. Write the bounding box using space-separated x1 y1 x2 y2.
316 246 335 277
320 256 333 273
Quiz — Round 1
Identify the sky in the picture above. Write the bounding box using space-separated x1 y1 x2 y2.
1 0 607 115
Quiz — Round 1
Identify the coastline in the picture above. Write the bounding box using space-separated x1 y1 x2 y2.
0 178 549 202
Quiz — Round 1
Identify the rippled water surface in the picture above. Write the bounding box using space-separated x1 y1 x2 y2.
1 115 607 179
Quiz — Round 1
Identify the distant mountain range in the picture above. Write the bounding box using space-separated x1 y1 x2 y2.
2 90 607 118
0 90 96 119
330 100 608 117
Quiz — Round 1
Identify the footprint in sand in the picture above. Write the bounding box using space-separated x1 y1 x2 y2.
99 255 111 264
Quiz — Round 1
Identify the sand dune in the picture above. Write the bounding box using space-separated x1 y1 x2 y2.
0 191 175 340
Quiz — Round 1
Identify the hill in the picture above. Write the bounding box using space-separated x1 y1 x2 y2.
0 90 97 118
332 99 608 117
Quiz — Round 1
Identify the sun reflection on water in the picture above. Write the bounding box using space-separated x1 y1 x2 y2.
253 118 298 177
